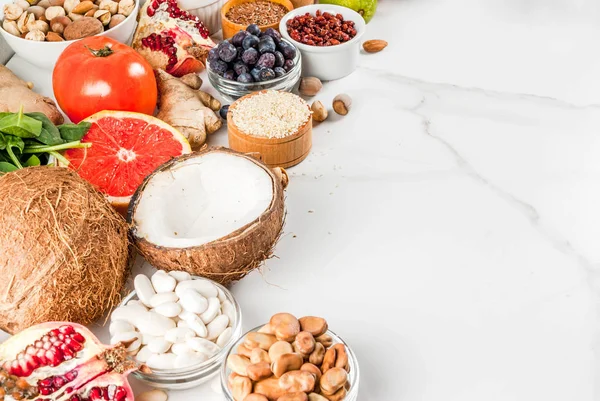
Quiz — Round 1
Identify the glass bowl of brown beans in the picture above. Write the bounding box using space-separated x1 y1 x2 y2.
279 4 366 81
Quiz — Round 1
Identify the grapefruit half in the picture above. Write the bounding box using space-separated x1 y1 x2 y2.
64 111 192 215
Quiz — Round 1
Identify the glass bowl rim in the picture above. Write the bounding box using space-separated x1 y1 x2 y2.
116 275 242 377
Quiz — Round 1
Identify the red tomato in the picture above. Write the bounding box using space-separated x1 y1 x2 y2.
53 37 158 123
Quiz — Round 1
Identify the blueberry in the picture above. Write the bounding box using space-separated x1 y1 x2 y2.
208 47 220 63
258 68 276 81
218 42 237 62
232 30 249 47
236 46 244 60
223 70 236 80
237 73 254 83
274 67 286 77
250 67 262 81
256 52 275 69
241 48 259 65
219 105 229 120
246 23 261 36
274 51 285 67
283 59 295 72
232 61 247 76
210 59 228 75
279 42 297 60
263 28 281 44
242 34 260 50
258 36 276 54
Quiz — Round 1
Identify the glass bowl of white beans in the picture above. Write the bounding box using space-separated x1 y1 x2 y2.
220 323 360 401
110 271 242 390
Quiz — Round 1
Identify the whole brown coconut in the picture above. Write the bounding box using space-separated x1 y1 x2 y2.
128 148 286 285
0 167 130 334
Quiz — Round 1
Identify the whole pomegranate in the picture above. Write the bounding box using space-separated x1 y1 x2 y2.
0 323 136 401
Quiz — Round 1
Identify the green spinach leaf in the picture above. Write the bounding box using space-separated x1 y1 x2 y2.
59 121 92 141
26 112 63 145
0 162 18 174
0 108 42 138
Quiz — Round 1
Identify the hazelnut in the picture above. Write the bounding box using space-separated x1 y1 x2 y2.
311 101 328 122
117 0 133 16
107 12 124 28
25 29 45 40
44 5 65 20
50 15 70 33
3 4 24 21
332 94 351 116
26 5 45 18
45 31 63 40
298 77 323 97
2 20 20 36
27 19 49 33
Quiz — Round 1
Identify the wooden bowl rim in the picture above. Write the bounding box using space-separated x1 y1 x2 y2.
227 90 312 144
221 0 295 30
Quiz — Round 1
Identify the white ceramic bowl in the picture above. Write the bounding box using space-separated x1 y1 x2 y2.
0 1 139 70
279 4 366 81
179 0 226 35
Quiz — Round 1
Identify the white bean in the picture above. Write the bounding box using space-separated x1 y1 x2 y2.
142 333 160 345
151 270 177 293
171 342 193 356
147 337 172 354
199 297 221 324
146 353 177 370
175 280 218 299
136 311 176 336
221 300 236 326
111 307 143 326
168 271 192 282
206 314 229 340
134 275 156 306
216 287 227 303
111 331 139 345
127 300 148 311
164 327 195 343
135 346 152 363
187 316 208 338
154 302 182 318
179 289 208 314
109 320 135 336
126 338 142 354
187 337 220 357
177 320 190 329
174 352 208 368
178 310 197 322
149 292 179 308
216 327 233 348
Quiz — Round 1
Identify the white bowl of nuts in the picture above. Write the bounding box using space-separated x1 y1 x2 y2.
0 0 138 70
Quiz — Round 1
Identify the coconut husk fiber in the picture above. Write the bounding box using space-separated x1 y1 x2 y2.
0 167 130 334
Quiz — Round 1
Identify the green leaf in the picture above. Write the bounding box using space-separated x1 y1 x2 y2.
0 133 6 151
5 136 24 168
26 112 63 145
0 161 18 174
59 121 92 141
0 108 42 138
23 154 40 167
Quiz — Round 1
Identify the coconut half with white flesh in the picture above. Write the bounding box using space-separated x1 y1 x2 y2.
128 147 286 284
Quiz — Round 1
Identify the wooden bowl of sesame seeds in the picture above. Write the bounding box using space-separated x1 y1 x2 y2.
227 90 312 168
221 0 294 39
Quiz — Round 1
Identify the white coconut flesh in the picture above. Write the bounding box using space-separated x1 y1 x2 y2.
133 152 274 248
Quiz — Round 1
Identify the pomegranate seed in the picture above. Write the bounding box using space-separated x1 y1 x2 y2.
25 355 40 370
18 359 32 377
147 7 155 16
25 347 36 356
34 341 43 349
113 387 127 401
89 387 102 401
39 387 53 396
66 387 73 393
58 334 65 341
53 376 66 388
42 342 52 351
38 378 52 388
59 326 75 335
70 396 80 401
70 333 85 343
49 329 60 337
64 338 82 352
60 344 74 360
65 370 78 382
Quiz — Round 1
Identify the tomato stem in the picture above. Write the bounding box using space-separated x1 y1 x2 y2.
85 45 114 58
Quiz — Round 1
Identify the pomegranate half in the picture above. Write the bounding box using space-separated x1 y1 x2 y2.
0 322 136 401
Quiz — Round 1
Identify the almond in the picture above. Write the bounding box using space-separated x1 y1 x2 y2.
71 0 94 14
46 31 64 41
362 39 388 53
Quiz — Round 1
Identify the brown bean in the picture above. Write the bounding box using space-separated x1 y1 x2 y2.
258 323 274 334
244 395 269 401
271 353 304 378
251 348 271 364
300 363 322 383
307 394 328 401
269 341 294 362
227 354 251 376
315 334 333 348
293 332 316 356
247 361 273 381
231 376 252 401
277 392 308 401
308 343 325 366
321 348 336 374
270 313 300 342
319 368 347 396
332 344 348 372
322 387 346 401
245 332 278 351
279 371 315 393
238 343 253 358
254 377 286 401
298 317 328 337
228 372 241 389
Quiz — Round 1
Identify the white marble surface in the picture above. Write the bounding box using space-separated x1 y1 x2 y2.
2 0 600 400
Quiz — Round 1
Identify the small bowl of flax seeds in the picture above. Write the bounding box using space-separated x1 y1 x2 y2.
221 0 294 39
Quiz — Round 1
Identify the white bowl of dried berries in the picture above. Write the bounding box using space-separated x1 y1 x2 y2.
279 4 366 81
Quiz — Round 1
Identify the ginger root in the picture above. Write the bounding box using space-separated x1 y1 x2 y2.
156 69 222 149
0 65 63 125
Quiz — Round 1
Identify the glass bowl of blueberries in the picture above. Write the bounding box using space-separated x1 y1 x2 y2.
207 23 302 101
